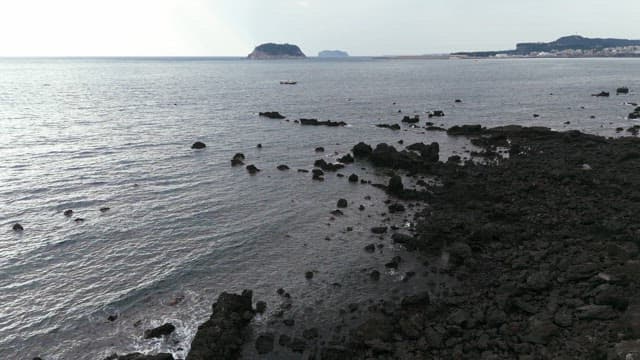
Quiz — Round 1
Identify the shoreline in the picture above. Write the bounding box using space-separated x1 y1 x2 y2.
106 125 640 359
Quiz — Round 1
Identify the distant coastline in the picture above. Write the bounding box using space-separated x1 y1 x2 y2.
451 35 640 59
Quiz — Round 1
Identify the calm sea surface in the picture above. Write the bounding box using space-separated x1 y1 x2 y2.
1 57 639 359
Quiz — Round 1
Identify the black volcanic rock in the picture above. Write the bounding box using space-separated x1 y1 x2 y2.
318 50 349 58
259 112 286 119
144 323 176 339
191 141 206 149
187 290 254 360
249 43 306 59
299 118 346 127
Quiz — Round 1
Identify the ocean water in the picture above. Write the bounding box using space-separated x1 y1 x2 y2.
1 57 639 359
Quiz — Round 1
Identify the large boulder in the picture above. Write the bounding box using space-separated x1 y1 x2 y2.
352 142 373 157
406 142 440 162
388 175 404 194
187 290 254 360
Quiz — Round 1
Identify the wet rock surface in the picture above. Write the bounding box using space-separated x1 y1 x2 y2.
143 323 175 339
238 125 640 359
187 290 254 360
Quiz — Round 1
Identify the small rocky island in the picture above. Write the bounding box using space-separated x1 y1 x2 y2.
318 50 349 58
248 43 306 59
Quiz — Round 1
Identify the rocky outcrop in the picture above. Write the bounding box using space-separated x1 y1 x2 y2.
352 143 373 157
401 115 420 124
248 43 306 59
259 112 286 119
187 290 254 360
376 123 400 130
299 118 347 127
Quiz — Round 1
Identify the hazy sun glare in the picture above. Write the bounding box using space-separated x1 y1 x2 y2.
0 0 250 56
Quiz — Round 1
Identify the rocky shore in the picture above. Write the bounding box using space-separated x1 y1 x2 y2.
102 124 640 359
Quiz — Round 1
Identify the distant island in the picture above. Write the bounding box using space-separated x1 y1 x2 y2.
452 35 640 58
318 50 349 58
248 43 306 59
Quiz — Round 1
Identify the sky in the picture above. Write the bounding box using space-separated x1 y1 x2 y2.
0 0 639 56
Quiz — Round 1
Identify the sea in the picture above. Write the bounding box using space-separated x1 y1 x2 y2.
1 57 638 359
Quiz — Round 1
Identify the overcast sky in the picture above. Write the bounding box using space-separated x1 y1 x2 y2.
1 0 639 56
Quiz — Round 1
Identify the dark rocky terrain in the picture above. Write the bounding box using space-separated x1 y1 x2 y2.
102 125 640 359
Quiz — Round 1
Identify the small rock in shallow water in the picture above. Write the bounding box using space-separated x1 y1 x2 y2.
144 323 176 339
256 301 267 314
277 164 290 171
13 223 24 232
100 207 110 213
330 209 344 216
364 244 376 253
305 271 314 279
371 226 388 234
191 141 206 149
246 165 260 174
337 199 348 208
64 209 73 217
370 270 381 281
74 218 85 223
348 174 359 183
315 147 325 152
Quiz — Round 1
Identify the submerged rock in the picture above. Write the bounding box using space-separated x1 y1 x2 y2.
64 209 73 217
187 290 254 360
